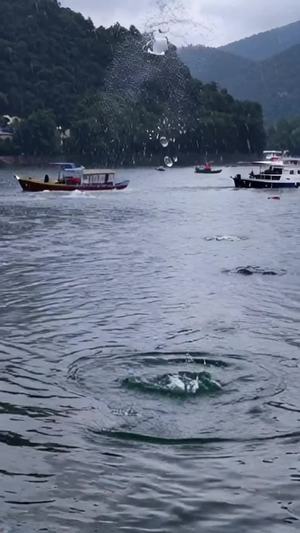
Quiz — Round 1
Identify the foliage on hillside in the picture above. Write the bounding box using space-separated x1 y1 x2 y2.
0 0 130 126
268 117 300 154
0 0 266 161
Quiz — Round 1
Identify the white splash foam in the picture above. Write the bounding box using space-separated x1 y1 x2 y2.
168 374 186 392
168 374 200 394
205 235 246 242
145 34 169 55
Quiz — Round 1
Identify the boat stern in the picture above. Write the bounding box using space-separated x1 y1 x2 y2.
232 173 243 188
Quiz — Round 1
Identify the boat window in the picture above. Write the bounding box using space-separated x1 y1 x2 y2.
298 170 300 175
271 176 280 180
290 170 294 175
89 174 100 183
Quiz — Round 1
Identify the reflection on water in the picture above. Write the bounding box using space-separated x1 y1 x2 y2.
0 166 300 531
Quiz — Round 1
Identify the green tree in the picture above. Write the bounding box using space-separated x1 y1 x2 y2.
267 118 300 153
14 110 59 156
0 92 8 114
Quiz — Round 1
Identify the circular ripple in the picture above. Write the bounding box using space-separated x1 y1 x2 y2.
66 351 286 444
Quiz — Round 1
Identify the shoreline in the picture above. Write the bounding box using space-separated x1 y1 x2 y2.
0 152 259 169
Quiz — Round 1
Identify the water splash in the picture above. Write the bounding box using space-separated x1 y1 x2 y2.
160 136 169 148
205 235 248 242
145 33 169 56
224 266 287 276
123 371 222 397
164 156 173 167
144 0 206 44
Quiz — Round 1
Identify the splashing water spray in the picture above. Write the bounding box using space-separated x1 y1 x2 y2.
144 31 169 56
104 0 208 166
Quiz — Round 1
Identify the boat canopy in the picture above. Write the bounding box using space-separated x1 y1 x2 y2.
51 162 79 169
83 169 115 175
263 150 282 155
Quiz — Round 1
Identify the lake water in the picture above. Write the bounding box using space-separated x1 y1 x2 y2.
0 165 300 532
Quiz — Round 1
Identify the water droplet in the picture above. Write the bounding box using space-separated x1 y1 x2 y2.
160 136 169 148
158 23 169 34
145 34 168 56
164 156 173 168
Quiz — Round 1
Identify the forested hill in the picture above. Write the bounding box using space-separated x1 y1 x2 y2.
0 0 126 125
0 0 265 161
179 25 300 123
221 20 300 61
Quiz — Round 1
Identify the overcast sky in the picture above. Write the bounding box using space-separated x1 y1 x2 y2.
61 0 299 46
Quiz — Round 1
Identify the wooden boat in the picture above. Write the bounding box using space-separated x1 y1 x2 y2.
15 163 129 192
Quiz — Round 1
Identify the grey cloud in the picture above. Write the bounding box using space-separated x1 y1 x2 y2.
61 0 300 45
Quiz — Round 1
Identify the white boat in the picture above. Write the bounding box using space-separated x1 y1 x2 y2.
232 160 300 189
263 150 300 167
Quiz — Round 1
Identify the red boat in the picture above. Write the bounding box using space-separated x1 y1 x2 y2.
15 163 129 192
195 162 222 174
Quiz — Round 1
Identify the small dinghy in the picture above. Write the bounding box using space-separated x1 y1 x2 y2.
195 163 222 174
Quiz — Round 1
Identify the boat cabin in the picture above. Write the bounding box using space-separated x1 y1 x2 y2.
51 163 115 187
81 169 115 188
251 160 300 182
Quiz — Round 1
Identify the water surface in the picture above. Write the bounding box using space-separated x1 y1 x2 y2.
0 165 300 531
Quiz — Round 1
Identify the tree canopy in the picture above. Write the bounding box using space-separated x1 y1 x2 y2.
267 118 300 154
0 0 266 162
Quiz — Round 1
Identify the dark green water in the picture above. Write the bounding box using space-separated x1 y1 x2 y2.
0 166 300 532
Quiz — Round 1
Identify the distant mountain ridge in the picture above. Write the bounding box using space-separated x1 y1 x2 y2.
178 20 300 122
221 20 300 61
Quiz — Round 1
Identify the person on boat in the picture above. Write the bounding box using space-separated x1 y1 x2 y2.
204 162 211 171
44 174 49 183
